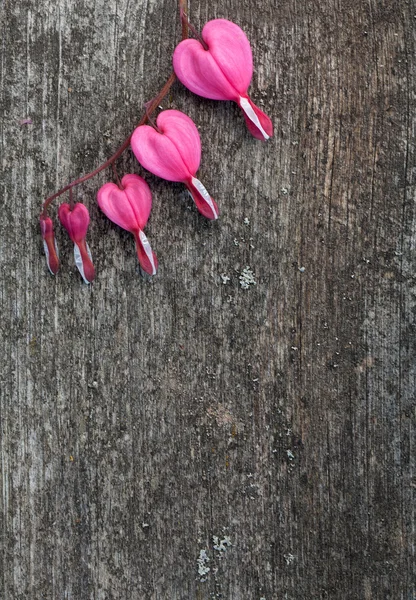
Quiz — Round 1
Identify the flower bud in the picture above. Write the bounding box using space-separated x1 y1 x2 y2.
58 203 95 283
40 215 59 275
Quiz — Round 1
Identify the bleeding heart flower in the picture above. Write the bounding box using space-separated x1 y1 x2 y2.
173 19 273 141
131 110 218 220
58 202 95 283
97 174 158 276
40 215 60 275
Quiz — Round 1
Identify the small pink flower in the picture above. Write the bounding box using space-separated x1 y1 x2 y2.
97 174 158 276
58 202 95 283
131 110 219 220
173 19 273 141
40 215 59 275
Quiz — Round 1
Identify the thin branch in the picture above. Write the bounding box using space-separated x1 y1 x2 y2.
41 0 189 216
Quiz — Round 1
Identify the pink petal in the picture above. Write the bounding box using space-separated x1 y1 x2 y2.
173 38 238 100
202 19 253 96
238 96 274 140
131 110 201 181
173 19 253 101
157 111 201 175
58 203 90 243
132 125 188 182
186 177 219 220
97 174 152 233
57 204 73 237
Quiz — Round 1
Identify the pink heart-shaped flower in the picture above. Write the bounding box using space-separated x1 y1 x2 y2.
58 202 90 243
174 19 253 101
132 110 218 220
131 110 201 182
97 174 158 275
58 202 95 283
97 174 152 232
173 19 273 141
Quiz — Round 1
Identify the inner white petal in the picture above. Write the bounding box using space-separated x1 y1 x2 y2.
191 178 218 220
139 230 156 275
74 243 92 284
239 96 269 140
43 240 51 274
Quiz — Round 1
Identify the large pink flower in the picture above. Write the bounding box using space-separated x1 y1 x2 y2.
97 174 158 275
131 110 219 220
58 203 95 283
173 19 273 141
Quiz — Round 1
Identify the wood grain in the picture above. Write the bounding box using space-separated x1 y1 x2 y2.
1 0 415 598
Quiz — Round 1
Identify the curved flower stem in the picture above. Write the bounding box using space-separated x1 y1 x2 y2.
41 72 176 217
69 187 74 209
112 162 123 190
41 0 189 216
178 0 208 51
179 0 188 39
182 17 208 50
144 99 162 133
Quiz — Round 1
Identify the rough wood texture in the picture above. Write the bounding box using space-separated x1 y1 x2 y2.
1 0 415 598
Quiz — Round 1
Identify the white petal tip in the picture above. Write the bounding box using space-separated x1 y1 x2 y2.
138 230 157 275
74 243 93 284
239 96 270 140
191 177 218 219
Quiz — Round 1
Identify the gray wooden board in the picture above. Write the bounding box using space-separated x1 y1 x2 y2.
1 0 415 598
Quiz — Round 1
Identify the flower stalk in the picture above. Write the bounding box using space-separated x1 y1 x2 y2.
40 1 190 216
40 72 177 217
39 0 272 281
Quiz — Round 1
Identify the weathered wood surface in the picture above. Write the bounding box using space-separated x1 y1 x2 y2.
1 0 415 598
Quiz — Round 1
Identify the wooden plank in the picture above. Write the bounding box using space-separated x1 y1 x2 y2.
1 0 415 598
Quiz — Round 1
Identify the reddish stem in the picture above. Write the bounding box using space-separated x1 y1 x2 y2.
41 72 176 217
112 162 123 189
179 1 207 51
41 0 191 217
69 187 74 209
179 0 188 39
144 99 162 133
184 16 208 50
